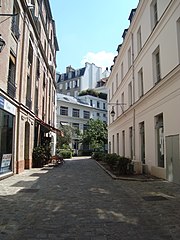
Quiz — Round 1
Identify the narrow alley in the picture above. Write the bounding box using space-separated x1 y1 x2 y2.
0 158 180 240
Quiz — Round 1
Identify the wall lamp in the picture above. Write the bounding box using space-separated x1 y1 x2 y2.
108 103 126 118
0 3 34 53
0 13 18 53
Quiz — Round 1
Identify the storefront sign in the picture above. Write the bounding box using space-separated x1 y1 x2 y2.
0 96 16 115
1 154 12 168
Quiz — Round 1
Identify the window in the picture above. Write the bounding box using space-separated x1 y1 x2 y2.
129 127 133 160
7 55 16 98
34 87 38 115
128 82 132 107
112 82 114 96
151 0 158 30
36 58 40 79
121 92 124 112
115 100 118 117
72 108 79 118
177 18 180 63
138 68 144 97
66 82 70 90
116 73 118 89
97 112 100 117
121 62 124 81
152 46 161 84
83 111 90 119
74 91 78 97
97 101 100 108
26 75 32 109
90 100 93 106
117 133 119 155
103 113 106 118
112 135 115 153
59 84 63 90
139 122 145 164
0 109 14 175
60 106 68 116
128 47 131 69
103 103 106 110
72 123 79 129
122 130 125 157
155 113 164 167
11 3 20 39
74 79 79 88
83 124 88 132
137 26 142 54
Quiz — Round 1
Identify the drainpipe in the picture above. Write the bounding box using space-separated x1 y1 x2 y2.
131 32 136 161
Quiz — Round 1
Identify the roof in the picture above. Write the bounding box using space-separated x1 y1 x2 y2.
56 67 86 82
57 93 90 107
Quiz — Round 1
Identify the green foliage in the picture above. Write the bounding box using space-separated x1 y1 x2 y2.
56 125 73 149
82 119 107 151
78 149 93 156
104 153 119 170
91 152 105 161
59 149 72 159
95 152 133 175
78 89 107 100
117 157 132 175
32 145 46 168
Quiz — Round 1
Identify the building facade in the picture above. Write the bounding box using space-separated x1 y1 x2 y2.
57 93 107 154
0 0 59 178
107 0 180 184
56 62 110 97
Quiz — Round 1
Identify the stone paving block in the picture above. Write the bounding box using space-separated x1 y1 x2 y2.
0 158 180 239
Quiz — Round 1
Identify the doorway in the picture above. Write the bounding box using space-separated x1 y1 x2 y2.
166 135 180 184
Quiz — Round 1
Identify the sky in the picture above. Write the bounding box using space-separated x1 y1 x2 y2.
49 0 139 73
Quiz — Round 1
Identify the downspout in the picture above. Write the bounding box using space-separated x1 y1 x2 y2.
131 32 136 161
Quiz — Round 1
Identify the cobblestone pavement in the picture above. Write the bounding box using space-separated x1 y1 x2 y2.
0 157 180 240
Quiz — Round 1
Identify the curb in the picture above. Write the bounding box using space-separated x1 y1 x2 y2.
95 160 162 182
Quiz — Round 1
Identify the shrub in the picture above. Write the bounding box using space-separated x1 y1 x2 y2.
91 152 105 161
59 149 72 159
78 150 93 156
104 153 119 170
117 157 132 175
32 145 46 168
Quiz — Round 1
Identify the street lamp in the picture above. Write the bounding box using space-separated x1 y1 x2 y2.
0 34 5 52
108 103 126 118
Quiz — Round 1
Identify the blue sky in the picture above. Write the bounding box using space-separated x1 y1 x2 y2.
49 0 139 73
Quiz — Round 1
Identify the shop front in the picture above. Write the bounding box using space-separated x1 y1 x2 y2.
0 96 16 177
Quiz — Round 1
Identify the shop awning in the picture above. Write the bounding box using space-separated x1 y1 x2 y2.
35 117 64 137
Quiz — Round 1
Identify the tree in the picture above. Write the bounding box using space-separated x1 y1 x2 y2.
56 125 73 149
82 119 108 151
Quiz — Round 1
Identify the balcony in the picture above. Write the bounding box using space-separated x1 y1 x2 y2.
7 81 16 98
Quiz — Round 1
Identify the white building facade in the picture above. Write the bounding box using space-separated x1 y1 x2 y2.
57 93 107 153
107 0 180 184
56 63 109 97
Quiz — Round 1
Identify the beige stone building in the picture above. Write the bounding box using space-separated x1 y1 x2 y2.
0 0 59 178
107 0 180 184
